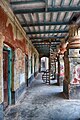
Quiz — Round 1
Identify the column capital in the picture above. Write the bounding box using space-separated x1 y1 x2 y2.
68 24 80 49
69 24 78 37
59 42 67 55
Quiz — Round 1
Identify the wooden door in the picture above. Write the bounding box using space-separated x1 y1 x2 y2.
3 51 8 108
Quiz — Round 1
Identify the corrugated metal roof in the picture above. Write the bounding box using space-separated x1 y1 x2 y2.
9 0 80 56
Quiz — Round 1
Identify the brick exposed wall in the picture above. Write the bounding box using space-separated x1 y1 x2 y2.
14 48 25 91
0 6 39 103
0 7 28 54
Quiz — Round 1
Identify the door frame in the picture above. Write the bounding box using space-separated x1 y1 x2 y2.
3 45 12 106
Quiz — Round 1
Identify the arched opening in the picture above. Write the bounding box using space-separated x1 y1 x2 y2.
41 57 49 72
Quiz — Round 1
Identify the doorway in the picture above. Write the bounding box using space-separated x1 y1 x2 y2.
41 57 49 72
3 46 12 108
25 55 28 86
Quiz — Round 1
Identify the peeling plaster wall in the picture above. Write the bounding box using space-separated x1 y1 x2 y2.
0 35 4 104
59 55 64 85
0 1 39 105
36 55 39 72
14 48 25 91
0 4 28 54
28 46 31 79
28 45 39 80
0 6 27 98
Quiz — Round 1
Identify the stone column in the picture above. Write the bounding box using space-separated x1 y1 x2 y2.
63 24 80 99
59 55 64 86
57 40 67 86
0 33 4 120
57 55 60 85
55 60 58 81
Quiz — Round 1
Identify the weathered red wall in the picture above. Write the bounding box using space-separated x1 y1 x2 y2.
0 7 28 54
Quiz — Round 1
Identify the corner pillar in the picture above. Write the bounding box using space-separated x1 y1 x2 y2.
63 24 80 99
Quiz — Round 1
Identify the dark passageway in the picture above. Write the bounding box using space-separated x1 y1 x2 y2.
4 73 80 120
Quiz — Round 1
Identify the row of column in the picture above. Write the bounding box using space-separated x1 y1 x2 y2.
39 24 80 99
64 25 80 99
55 24 80 99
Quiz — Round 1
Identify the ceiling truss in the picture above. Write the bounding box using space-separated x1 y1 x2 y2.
9 0 80 56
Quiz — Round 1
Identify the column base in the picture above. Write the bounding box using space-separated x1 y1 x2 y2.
63 80 69 99
59 76 63 86
69 84 80 99
57 75 63 86
63 80 80 99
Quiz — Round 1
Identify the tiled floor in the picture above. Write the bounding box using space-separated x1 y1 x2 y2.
4 73 80 120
